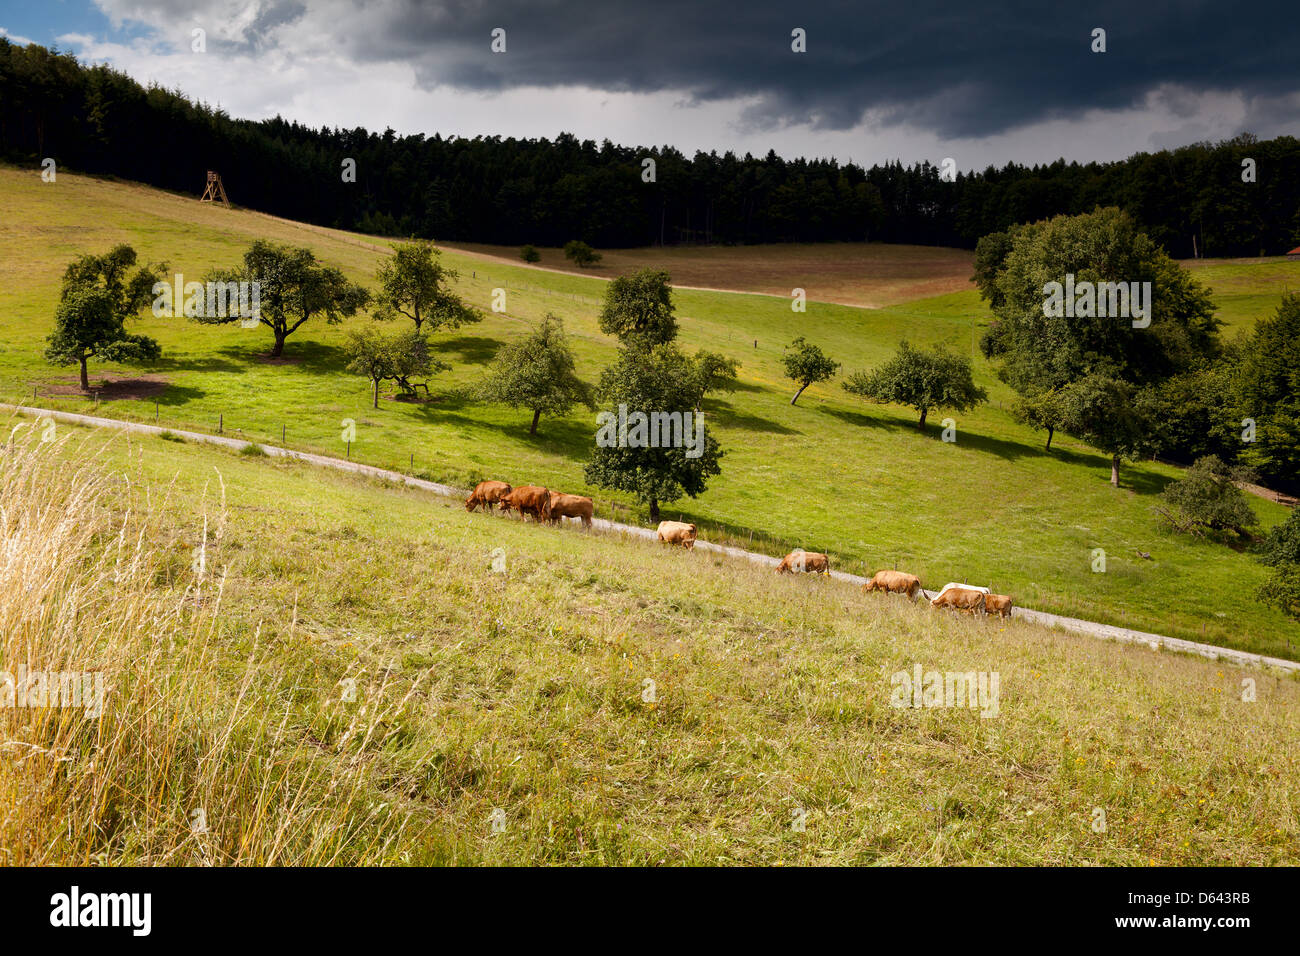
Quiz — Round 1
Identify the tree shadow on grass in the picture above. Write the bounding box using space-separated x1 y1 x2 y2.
436 335 507 366
422 407 596 462
822 405 909 431
706 399 798 435
719 379 766 394
150 355 246 375
214 341 349 374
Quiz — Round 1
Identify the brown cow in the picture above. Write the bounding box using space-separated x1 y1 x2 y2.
930 585 987 614
657 520 697 549
775 550 829 574
465 480 512 513
984 593 1014 619
862 569 923 598
546 492 594 528
498 485 551 522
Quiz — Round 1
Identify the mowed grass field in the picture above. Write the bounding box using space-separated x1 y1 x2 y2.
4 420 1298 865
0 165 1297 658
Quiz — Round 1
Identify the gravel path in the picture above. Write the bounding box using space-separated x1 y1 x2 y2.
8 402 1297 675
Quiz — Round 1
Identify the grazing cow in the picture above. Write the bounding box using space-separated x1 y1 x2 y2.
465 480 512 513
930 584 987 614
546 492 594 528
657 520 697 549
862 569 923 598
984 593 1014 619
775 550 829 574
498 485 551 522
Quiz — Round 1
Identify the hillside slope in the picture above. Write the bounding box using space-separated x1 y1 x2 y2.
3 422 1298 865
0 165 1297 656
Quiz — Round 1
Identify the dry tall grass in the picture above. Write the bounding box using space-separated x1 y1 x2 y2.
0 426 426 864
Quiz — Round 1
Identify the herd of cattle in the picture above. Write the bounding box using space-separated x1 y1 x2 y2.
465 481 1014 619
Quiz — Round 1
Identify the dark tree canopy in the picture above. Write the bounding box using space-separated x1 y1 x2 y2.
978 207 1223 486
1237 293 1300 490
1257 509 1300 624
563 240 602 268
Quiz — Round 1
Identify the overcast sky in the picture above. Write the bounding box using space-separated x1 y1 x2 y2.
5 1 1300 170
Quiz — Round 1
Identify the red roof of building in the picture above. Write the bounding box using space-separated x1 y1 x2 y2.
1289 246 1300 255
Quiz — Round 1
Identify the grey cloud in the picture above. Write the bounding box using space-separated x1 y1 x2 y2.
100 0 1300 140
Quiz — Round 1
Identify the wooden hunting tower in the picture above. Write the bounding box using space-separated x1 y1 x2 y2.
199 170 230 207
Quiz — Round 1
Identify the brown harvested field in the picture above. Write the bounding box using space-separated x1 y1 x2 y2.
439 240 976 308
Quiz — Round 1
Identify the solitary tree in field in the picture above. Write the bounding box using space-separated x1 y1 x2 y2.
598 268 677 347
843 341 986 429
477 314 594 434
373 239 480 332
520 245 541 263
46 288 161 391
564 240 602 269
46 244 165 390
585 344 725 522
203 241 369 356
344 327 439 408
782 337 840 405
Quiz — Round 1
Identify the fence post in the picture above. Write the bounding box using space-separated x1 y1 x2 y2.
218 413 223 434
155 399 159 423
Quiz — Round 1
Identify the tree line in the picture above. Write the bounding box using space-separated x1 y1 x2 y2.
4 39 1300 256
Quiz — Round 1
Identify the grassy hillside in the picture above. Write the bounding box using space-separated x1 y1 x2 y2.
0 165 1297 657
3 419 1298 865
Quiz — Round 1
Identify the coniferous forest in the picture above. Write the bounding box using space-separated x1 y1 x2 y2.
3 37 1299 255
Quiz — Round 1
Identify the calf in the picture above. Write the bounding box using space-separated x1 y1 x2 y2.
984 593 1014 619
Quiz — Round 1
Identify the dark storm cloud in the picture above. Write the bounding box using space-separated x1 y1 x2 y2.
106 0 1300 139
319 0 1300 138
